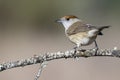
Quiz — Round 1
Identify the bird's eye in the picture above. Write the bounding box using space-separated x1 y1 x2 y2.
66 18 70 21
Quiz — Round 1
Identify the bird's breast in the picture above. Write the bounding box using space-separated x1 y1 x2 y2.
68 32 97 46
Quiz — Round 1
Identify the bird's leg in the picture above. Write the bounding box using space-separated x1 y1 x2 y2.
73 44 82 58
94 40 99 55
73 43 80 53
94 40 98 50
73 44 85 52
73 46 77 53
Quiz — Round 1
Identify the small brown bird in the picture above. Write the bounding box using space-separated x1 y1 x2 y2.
56 15 110 51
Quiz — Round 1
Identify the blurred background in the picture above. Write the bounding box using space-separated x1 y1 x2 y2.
0 0 120 80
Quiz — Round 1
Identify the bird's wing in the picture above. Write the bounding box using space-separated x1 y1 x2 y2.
66 21 95 35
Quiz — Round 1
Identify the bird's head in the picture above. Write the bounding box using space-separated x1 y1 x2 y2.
56 15 81 30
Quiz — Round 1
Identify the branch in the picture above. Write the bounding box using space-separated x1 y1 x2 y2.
34 62 47 80
0 48 120 72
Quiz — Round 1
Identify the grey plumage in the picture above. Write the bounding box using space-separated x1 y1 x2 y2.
66 21 110 36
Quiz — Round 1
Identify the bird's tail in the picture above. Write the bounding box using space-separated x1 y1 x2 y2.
98 25 110 35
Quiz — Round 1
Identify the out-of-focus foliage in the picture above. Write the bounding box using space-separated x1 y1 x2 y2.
0 1 120 80
0 0 120 28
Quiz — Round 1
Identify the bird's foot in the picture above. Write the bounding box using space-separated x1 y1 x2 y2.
73 47 86 53
92 47 99 56
73 46 77 53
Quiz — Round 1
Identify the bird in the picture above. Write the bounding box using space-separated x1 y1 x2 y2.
56 15 110 52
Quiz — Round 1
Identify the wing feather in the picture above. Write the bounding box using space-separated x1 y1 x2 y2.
66 21 91 35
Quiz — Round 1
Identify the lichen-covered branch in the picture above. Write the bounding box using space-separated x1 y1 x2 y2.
34 62 47 80
0 48 120 72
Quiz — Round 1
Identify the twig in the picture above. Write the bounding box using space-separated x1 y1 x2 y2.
0 48 120 72
34 62 47 80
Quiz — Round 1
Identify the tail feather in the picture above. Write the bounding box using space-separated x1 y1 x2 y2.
98 32 103 35
98 25 110 35
98 25 110 31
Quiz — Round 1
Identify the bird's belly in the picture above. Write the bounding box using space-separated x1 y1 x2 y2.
68 32 96 46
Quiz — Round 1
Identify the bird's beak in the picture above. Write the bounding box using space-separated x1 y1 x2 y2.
55 19 62 23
